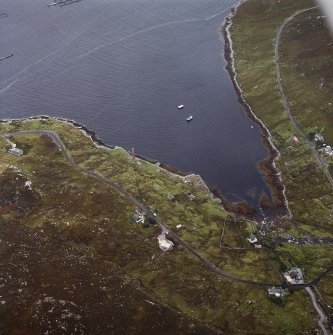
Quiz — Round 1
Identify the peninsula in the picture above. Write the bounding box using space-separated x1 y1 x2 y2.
0 0 333 334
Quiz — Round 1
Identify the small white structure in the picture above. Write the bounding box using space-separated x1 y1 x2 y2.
324 145 333 156
254 244 262 249
8 147 23 157
247 234 258 244
283 268 304 284
178 104 184 109
268 287 285 298
187 193 196 201
176 224 182 229
314 133 324 142
158 234 174 252
25 180 32 190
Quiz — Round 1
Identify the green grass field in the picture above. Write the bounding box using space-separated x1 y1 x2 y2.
231 0 333 237
1 1 332 331
0 118 321 334
230 0 333 323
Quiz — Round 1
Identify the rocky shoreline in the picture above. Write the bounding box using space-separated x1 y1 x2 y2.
0 3 289 221
1 115 255 218
221 2 291 221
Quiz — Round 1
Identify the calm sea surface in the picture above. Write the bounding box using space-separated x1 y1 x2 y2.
0 0 271 205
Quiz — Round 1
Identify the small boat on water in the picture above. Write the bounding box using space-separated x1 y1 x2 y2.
0 54 13 61
178 104 184 109
186 116 193 122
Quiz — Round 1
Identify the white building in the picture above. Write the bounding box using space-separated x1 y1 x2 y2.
314 133 324 142
158 234 174 252
268 287 285 298
324 145 333 156
8 147 23 156
247 234 258 244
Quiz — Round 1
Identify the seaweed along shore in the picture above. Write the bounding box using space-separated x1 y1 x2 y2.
222 3 291 221
1 115 255 218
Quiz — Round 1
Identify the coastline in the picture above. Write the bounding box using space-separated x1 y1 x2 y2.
0 115 255 218
221 2 291 221
0 2 289 221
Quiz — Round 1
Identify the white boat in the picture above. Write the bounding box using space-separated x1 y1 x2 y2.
186 116 193 122
177 104 184 109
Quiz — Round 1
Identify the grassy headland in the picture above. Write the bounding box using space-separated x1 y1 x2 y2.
227 0 333 323
228 0 333 236
1 1 332 331
0 117 321 334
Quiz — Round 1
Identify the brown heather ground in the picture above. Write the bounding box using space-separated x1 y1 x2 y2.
0 118 320 334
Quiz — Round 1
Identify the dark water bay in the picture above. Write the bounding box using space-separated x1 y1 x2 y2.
0 0 271 205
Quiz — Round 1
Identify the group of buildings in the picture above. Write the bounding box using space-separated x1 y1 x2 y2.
247 234 262 249
132 209 174 252
268 268 304 299
314 133 333 156
247 233 304 299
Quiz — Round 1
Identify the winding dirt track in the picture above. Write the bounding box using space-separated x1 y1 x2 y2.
2 8 333 296
306 287 329 335
2 124 333 334
1 5 332 333
3 130 281 287
274 6 333 189
3 129 333 294
275 8 332 334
